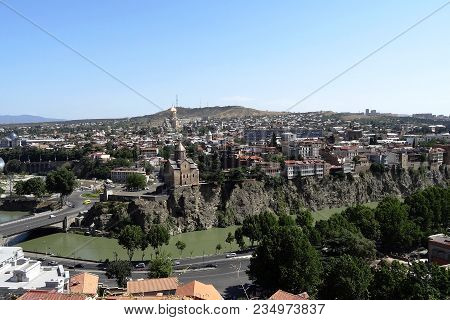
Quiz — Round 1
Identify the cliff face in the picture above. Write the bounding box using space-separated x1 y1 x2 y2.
84 170 448 233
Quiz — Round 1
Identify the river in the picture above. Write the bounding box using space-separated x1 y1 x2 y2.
0 210 32 224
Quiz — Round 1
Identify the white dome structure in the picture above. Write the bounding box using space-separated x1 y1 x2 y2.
0 157 5 173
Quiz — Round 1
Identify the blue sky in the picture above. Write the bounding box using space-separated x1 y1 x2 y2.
0 0 449 119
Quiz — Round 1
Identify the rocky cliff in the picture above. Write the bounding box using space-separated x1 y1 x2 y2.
83 169 448 233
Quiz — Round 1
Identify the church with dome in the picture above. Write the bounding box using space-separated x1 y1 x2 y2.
163 141 199 188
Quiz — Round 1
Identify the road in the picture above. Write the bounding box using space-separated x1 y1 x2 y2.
0 191 95 236
25 251 252 298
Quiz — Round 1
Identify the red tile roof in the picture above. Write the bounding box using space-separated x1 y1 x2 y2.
18 290 87 300
269 290 309 300
176 280 223 300
127 277 179 295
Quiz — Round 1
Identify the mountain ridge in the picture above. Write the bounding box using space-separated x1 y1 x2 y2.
0 114 62 124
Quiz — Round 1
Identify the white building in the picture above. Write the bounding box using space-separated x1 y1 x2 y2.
110 167 148 183
0 247 69 298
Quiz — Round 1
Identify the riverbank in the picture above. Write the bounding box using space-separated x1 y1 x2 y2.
19 226 242 261
16 203 369 261
0 210 32 224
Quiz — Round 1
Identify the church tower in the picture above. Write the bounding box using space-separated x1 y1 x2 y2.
174 141 186 162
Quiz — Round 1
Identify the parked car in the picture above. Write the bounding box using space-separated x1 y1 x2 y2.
226 253 237 258
74 263 84 269
48 261 58 266
135 263 146 269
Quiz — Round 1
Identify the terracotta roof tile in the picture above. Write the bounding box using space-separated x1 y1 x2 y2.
175 280 223 300
269 290 309 300
18 290 87 300
69 272 99 295
127 277 179 295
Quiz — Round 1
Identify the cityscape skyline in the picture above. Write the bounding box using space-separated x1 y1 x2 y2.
1 0 449 119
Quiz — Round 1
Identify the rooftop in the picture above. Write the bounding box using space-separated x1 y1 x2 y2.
127 277 179 295
175 280 223 300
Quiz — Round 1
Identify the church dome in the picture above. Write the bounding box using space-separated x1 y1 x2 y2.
0 157 5 173
7 132 18 140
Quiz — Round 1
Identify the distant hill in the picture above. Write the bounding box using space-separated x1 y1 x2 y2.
0 115 62 124
131 106 284 126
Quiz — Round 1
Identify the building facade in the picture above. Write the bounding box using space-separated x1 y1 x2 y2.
164 142 199 188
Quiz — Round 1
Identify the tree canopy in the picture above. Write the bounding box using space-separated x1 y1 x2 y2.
248 225 322 296
118 225 144 261
46 167 77 200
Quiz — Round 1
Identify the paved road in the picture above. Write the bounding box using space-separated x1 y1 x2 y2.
25 251 253 298
0 191 95 236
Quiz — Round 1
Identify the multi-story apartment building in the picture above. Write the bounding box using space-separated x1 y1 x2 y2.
283 160 326 179
110 167 147 183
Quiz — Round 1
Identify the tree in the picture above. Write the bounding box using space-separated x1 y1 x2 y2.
375 197 421 253
23 177 46 198
175 240 186 257
14 180 26 195
139 236 149 261
234 227 246 250
315 214 376 259
248 226 323 295
148 254 173 279
106 259 131 288
369 260 408 299
342 205 380 241
215 243 222 254
5 159 22 174
295 208 314 230
320 254 373 300
0 186 4 196
46 167 77 203
278 214 295 227
126 173 147 191
118 225 144 261
225 232 235 250
147 224 170 254
242 215 262 246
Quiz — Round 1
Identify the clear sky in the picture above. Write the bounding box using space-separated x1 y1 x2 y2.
0 0 449 119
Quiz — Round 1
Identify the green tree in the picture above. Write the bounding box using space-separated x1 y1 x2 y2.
278 214 295 227
234 227 246 250
315 214 376 259
46 167 77 203
342 205 380 241
295 208 314 230
225 232 235 250
125 173 147 191
175 240 186 257
241 215 262 246
23 177 46 198
14 180 26 195
5 159 22 174
320 254 373 300
147 224 170 254
139 236 149 261
369 260 408 299
106 259 131 288
375 197 421 253
148 254 173 279
118 225 144 261
215 243 222 254
248 226 323 295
